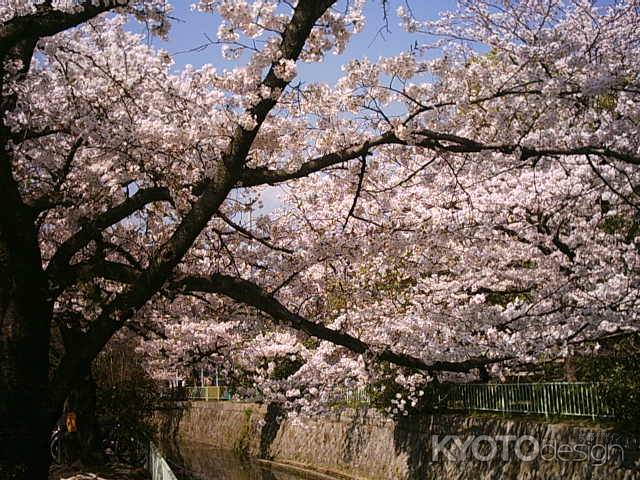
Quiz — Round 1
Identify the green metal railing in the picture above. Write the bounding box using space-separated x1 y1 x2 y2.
178 382 613 419
331 382 613 419
331 386 371 405
185 386 232 401
447 382 613 419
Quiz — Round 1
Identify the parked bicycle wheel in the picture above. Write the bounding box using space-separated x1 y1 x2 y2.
115 433 148 466
101 422 148 467
50 430 63 464
50 429 77 465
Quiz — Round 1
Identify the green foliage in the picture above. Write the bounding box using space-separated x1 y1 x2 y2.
539 360 566 381
600 214 629 235
302 337 320 350
325 280 350 312
271 356 304 381
367 374 450 415
575 351 640 432
368 376 403 410
324 263 417 315
595 92 618 111
256 355 304 381
536 335 640 430
507 259 537 269
224 366 260 395
374 270 416 296
597 201 639 241
485 291 533 307
233 408 253 456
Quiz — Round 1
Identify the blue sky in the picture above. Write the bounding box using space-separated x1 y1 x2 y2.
132 1 457 81
124 1 458 214
127 0 616 215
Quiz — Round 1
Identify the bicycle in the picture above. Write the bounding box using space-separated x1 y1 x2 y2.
50 420 148 466
49 424 79 465
101 421 148 467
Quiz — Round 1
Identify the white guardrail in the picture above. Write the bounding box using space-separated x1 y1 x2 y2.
148 442 178 480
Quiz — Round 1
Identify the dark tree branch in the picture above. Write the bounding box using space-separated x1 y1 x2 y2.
29 136 84 214
101 241 143 270
342 155 367 230
46 186 173 285
52 310 85 351
9 127 70 144
367 155 437 193
238 133 398 187
217 212 294 254
270 270 301 295
238 129 640 189
0 2 117 55
586 154 640 211
124 319 168 341
494 224 552 255
49 0 338 411
552 227 576 262
412 128 640 165
67 260 141 287
175 273 509 374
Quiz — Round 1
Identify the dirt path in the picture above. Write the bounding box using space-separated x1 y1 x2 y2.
49 462 150 480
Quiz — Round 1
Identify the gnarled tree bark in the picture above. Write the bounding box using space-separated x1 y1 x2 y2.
0 3 118 477
0 167 52 478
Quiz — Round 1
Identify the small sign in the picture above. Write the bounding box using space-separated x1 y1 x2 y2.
66 411 77 433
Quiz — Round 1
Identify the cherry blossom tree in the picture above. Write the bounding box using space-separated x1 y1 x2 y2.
142 0 640 411
1 0 639 477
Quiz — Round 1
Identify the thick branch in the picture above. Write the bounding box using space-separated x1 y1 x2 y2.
66 260 141 287
176 273 507 374
9 127 70 145
239 129 640 188
0 2 116 54
412 129 640 165
46 186 173 284
239 132 400 187
49 0 338 410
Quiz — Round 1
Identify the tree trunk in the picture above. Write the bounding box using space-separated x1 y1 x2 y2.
0 162 52 478
66 374 101 464
1 52 51 477
0 238 52 478
564 356 577 382
0 9 122 478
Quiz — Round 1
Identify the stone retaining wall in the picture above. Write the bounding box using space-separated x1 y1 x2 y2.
154 402 640 480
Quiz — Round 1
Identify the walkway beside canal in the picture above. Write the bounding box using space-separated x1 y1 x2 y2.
49 462 149 480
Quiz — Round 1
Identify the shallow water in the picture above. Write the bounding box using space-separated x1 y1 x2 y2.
160 440 310 480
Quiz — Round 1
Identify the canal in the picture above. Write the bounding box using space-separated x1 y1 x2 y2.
160 440 316 480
